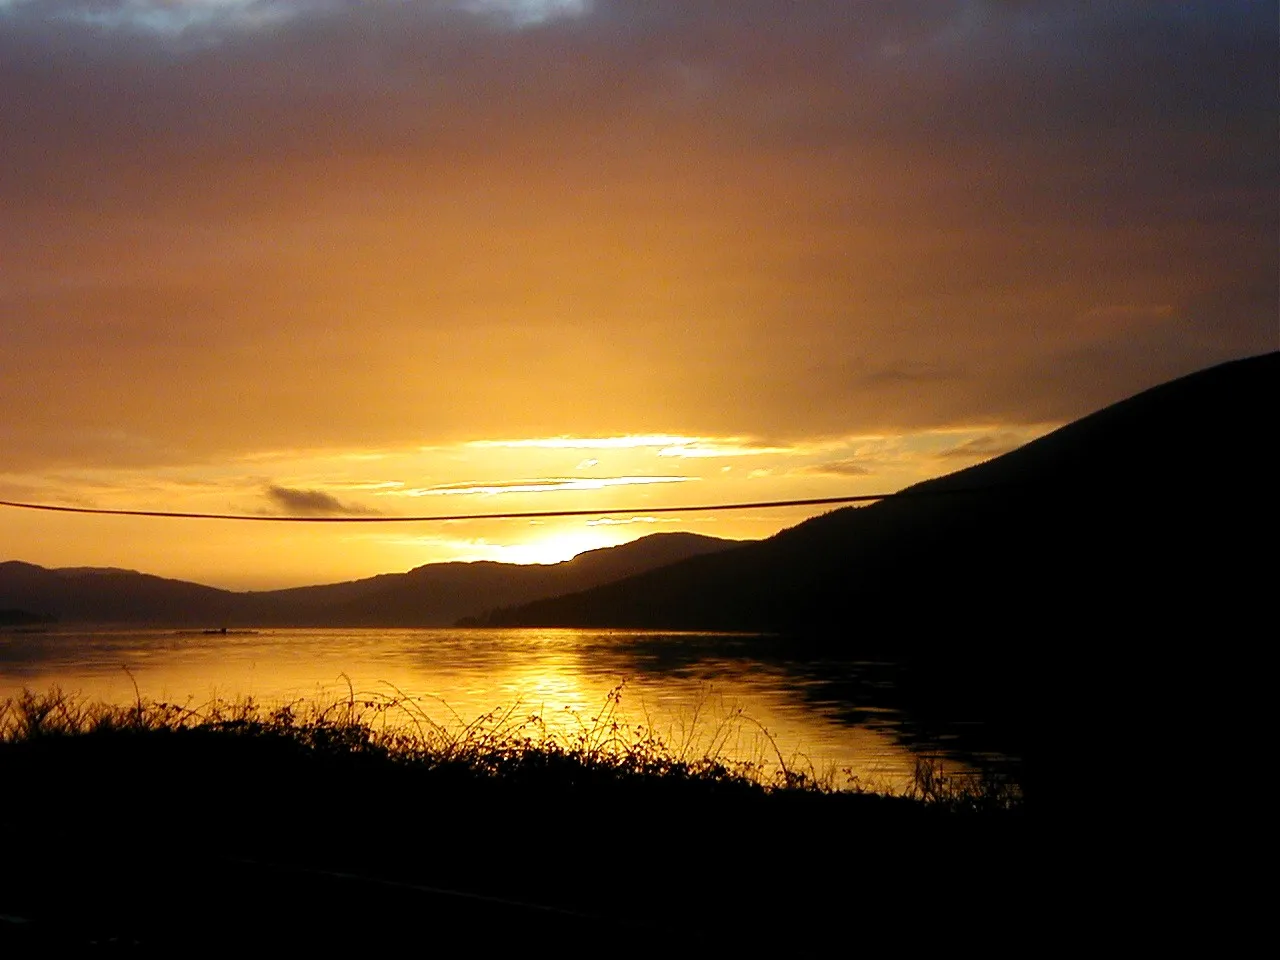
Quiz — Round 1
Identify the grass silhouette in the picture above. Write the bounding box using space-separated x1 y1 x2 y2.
0 685 1027 949
0 684 1019 806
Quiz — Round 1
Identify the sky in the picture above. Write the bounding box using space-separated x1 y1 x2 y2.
1 0 1275 589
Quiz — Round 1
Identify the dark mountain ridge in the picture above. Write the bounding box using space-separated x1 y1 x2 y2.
486 352 1278 804
490 351 1277 638
0 561 240 627
0 532 738 627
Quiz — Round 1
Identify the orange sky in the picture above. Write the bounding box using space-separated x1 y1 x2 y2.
1 1 1275 588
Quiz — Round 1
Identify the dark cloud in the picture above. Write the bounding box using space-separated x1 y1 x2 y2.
265 485 379 516
3 2 1271 215
0 1 1274 469
935 434 1025 462
798 460 873 478
857 361 966 386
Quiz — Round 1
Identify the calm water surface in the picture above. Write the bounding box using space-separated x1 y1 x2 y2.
0 627 1001 792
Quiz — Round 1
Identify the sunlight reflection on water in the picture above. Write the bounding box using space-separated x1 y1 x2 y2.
0 627 969 792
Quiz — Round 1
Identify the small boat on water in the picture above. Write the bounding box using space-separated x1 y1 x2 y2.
173 627 259 636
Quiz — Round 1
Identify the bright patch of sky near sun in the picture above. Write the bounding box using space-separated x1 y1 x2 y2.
0 423 1054 587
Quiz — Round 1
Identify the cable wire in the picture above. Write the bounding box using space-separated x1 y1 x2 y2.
0 491 953 523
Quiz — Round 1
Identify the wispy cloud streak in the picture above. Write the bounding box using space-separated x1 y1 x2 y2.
388 476 692 497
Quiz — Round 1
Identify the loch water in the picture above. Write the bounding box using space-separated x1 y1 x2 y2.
0 626 1017 793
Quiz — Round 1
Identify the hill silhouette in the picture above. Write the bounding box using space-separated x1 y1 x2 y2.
485 352 1278 803
489 352 1276 635
0 532 737 627
245 531 739 626
0 563 241 626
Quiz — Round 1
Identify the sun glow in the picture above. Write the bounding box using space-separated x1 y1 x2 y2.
468 436 700 451
476 530 618 566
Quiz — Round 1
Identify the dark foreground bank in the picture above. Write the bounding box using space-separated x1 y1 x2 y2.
0 690 1232 951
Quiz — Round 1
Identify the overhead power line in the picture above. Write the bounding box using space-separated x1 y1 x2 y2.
0 492 942 523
